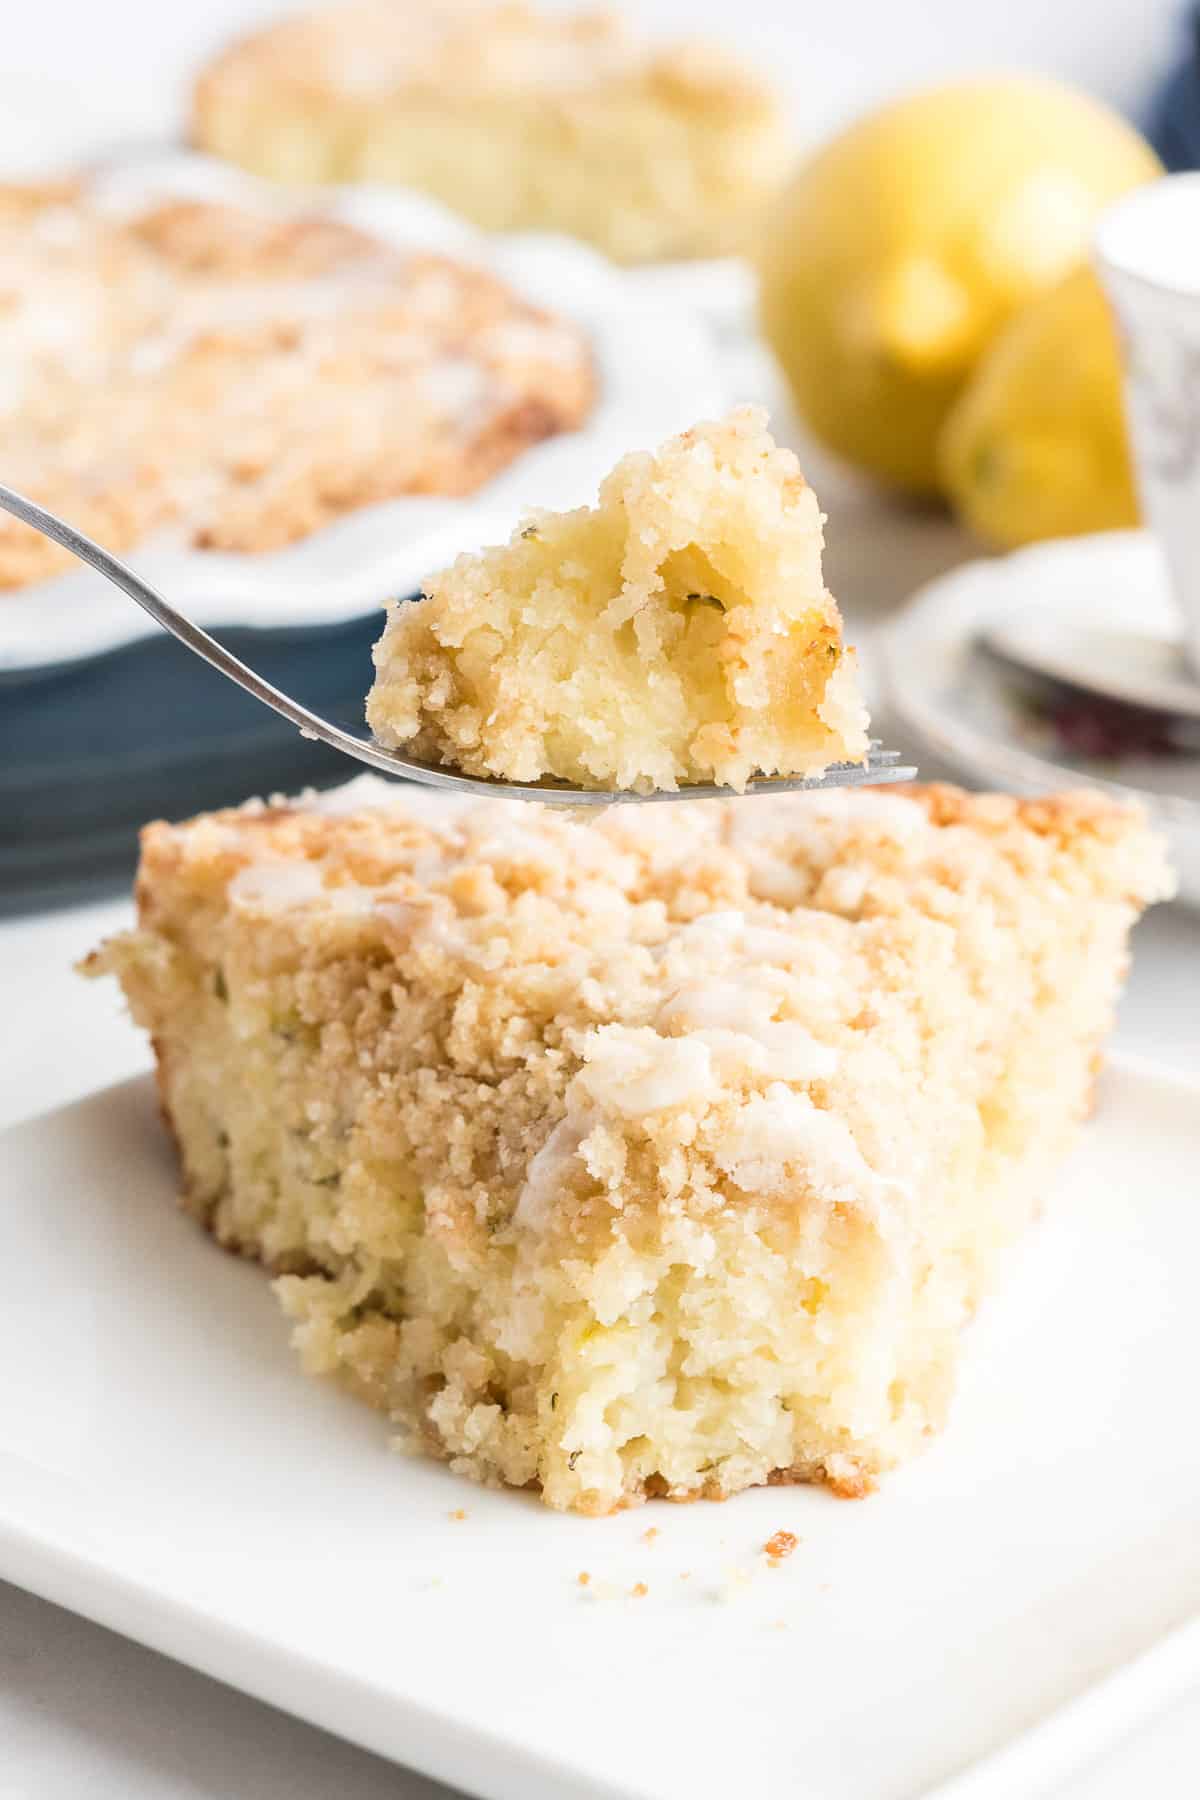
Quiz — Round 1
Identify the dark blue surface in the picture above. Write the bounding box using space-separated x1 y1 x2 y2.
0 613 395 915
1147 6 1200 170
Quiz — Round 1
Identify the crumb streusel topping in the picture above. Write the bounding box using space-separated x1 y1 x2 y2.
0 189 594 588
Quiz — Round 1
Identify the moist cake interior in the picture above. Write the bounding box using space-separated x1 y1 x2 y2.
367 410 869 794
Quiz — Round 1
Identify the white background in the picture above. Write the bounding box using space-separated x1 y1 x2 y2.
0 0 1185 172
3 2 1199 1797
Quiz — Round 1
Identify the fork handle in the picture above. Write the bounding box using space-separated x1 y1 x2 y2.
0 483 405 776
0 482 917 804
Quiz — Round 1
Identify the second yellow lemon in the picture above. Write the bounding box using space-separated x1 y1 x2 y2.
758 77 1159 494
939 266 1139 547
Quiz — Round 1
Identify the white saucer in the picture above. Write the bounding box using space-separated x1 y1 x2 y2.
983 614 1200 723
881 530 1200 905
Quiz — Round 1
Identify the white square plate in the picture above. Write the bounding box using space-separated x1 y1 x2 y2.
1 1059 1198 1800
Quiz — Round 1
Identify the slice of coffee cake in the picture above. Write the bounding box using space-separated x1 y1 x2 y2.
367 409 869 793
86 779 1171 1513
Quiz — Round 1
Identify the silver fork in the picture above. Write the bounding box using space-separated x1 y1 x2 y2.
0 483 916 804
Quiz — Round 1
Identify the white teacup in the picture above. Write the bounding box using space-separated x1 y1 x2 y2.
1095 174 1200 679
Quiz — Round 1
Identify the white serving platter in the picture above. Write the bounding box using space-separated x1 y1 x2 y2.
1 1057 1198 1800
0 151 727 674
881 530 1200 905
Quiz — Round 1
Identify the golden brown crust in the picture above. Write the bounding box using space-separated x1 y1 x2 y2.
887 780 1138 839
130 780 1144 876
0 178 82 215
129 201 379 277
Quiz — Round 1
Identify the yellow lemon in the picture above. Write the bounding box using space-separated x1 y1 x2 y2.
757 78 1159 494
939 265 1139 547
